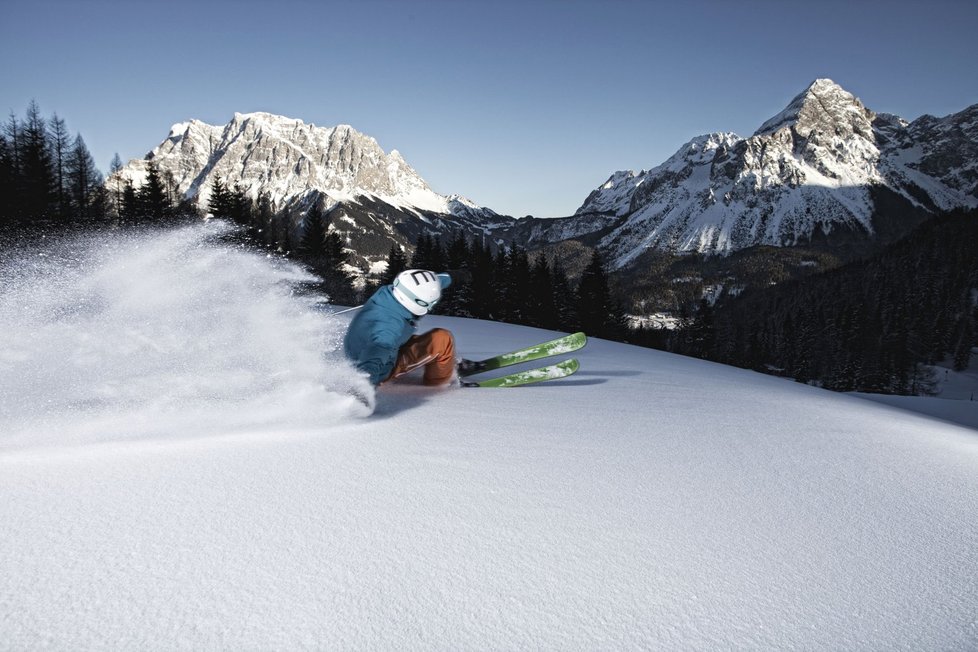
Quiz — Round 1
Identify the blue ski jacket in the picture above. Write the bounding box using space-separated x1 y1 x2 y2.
343 285 418 385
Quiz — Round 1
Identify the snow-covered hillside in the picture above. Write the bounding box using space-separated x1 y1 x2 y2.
2 224 977 649
576 79 978 264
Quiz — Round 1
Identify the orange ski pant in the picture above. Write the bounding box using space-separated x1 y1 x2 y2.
384 328 457 386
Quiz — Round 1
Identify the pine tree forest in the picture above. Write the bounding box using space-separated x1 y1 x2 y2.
663 209 978 395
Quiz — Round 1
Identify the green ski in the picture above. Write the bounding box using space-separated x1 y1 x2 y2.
457 332 587 377
461 358 580 388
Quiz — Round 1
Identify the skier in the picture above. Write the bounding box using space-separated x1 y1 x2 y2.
344 268 458 387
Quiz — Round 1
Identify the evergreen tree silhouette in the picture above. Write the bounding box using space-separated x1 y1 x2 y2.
527 254 559 330
381 244 408 285
48 114 70 220
551 260 578 332
0 129 13 226
410 232 433 269
207 176 234 219
66 134 103 219
576 250 623 338
298 206 355 304
138 163 169 222
320 230 356 305
20 101 55 220
121 181 138 223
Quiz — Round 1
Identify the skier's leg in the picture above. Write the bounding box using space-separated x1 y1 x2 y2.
387 328 457 386
419 328 457 385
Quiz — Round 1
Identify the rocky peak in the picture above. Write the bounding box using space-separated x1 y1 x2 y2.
567 80 978 264
108 112 465 215
905 104 978 200
754 78 875 141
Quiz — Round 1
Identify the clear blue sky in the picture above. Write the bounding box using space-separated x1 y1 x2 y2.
2 0 976 217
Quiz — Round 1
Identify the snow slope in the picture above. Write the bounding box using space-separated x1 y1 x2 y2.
2 224 978 650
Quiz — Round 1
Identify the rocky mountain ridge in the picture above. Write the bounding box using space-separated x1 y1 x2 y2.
107 81 977 280
107 112 507 267
571 79 978 268
110 112 478 214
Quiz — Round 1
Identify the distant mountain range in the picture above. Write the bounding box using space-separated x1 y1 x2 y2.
107 80 977 277
572 79 977 267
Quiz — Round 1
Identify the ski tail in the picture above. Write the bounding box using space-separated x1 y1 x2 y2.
461 358 580 388
459 332 587 377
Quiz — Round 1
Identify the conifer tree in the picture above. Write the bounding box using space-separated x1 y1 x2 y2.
228 184 253 228
411 232 434 269
438 233 474 317
296 205 355 303
381 244 408 285
48 114 71 220
298 205 326 260
551 260 578 332
138 163 169 221
121 180 138 223
66 134 103 220
3 113 24 220
527 254 559 330
501 245 532 324
445 232 471 270
0 132 12 226
468 237 496 320
429 235 446 272
576 250 624 339
207 176 233 218
490 246 510 321
320 230 356 305
109 153 124 217
20 101 56 220
952 291 976 371
256 191 275 246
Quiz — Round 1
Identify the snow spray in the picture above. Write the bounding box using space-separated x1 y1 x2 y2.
0 222 374 452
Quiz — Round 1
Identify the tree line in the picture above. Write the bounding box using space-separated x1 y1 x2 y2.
659 209 978 394
287 210 630 340
405 232 628 340
113 159 190 224
0 101 106 227
0 100 195 230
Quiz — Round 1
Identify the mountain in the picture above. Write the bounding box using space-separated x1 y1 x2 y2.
111 112 463 214
106 112 510 266
105 83 977 283
573 79 978 267
3 222 977 649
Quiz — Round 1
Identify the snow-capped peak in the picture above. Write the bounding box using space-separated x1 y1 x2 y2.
572 79 978 263
109 113 485 218
754 78 874 138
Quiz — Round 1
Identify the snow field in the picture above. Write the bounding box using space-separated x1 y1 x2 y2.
1 224 977 649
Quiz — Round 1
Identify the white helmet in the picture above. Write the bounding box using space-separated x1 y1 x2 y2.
391 269 450 316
